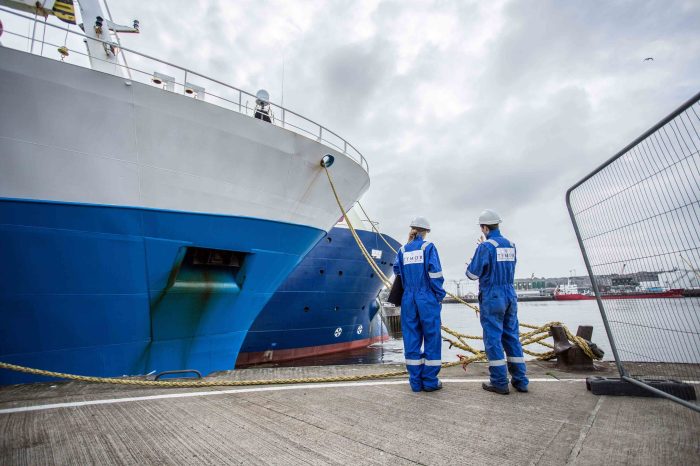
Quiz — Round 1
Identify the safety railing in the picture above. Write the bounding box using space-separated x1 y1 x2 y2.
567 91 700 412
0 7 368 173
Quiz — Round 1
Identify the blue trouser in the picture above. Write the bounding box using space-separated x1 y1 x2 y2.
479 287 528 389
401 288 442 391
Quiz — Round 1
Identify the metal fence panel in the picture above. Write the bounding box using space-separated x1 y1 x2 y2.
567 92 700 411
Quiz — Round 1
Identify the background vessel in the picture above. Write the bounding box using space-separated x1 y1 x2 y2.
237 208 401 366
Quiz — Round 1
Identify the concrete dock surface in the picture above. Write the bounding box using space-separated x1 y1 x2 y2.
0 361 698 465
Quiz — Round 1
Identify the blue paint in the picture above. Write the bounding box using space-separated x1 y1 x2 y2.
238 227 400 360
0 198 324 384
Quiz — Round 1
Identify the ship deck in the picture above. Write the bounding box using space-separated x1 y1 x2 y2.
1 362 698 465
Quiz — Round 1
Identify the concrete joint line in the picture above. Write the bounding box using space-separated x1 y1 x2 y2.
566 396 604 464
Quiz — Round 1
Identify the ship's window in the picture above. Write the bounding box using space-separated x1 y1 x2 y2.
304 306 310 312
320 269 325 275
326 237 332 243
370 273 375 278
338 270 343 276
362 305 366 310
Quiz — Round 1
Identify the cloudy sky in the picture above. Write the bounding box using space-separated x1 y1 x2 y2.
10 1 699 289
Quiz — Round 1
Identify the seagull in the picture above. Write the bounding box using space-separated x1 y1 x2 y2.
643 57 654 61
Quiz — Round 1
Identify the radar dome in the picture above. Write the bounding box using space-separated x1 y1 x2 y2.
256 89 270 104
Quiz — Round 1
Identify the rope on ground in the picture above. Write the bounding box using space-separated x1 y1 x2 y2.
0 361 408 387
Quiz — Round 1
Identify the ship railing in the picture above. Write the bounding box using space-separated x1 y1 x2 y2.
0 7 369 173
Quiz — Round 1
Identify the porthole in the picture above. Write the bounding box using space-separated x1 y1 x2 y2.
338 270 343 276
304 306 310 312
320 269 325 275
326 237 332 243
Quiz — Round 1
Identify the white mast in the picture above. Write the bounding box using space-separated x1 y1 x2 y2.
75 0 118 75
77 0 138 76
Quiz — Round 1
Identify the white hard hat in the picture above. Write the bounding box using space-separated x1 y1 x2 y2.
410 216 431 230
477 209 502 225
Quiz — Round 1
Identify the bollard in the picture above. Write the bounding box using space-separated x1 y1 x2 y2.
551 324 596 371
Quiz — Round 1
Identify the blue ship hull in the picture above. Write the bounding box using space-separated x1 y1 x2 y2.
236 227 400 365
0 198 324 384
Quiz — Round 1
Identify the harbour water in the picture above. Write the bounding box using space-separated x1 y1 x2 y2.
271 298 700 367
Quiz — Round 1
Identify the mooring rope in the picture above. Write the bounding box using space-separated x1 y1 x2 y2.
0 163 599 388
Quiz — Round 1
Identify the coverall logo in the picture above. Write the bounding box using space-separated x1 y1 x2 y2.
496 248 516 262
403 250 424 265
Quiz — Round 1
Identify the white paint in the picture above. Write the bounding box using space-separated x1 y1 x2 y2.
0 378 588 415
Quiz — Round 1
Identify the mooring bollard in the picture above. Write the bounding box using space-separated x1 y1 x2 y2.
550 324 602 371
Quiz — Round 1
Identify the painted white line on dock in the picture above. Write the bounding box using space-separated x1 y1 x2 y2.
0 378 583 415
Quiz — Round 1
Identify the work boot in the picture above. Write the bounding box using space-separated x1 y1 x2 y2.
482 382 509 395
511 382 529 393
423 381 443 392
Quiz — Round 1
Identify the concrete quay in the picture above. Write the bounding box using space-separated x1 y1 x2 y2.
0 361 698 465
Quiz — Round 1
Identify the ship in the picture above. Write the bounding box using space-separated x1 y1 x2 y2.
236 208 401 366
0 2 369 384
553 281 684 301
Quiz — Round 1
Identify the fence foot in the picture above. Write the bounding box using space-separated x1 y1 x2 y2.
587 376 697 401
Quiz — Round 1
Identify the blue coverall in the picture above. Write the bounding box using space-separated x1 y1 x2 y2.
466 229 528 391
393 238 446 392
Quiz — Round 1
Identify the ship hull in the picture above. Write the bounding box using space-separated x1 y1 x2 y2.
0 198 325 384
236 227 400 366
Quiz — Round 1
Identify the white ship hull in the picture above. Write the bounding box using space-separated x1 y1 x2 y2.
0 47 368 231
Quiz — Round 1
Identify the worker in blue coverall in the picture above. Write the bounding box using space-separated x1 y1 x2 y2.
393 216 447 392
466 209 529 394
